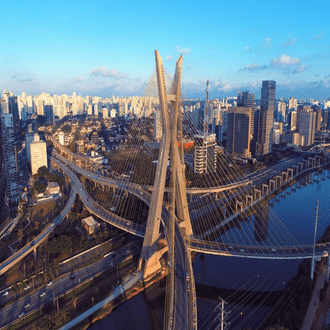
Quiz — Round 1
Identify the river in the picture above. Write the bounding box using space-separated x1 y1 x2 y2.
90 169 330 330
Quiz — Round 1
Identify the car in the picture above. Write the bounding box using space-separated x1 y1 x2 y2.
40 292 46 297
47 280 52 286
24 303 30 308
240 249 245 253
24 285 30 291
228 246 233 249
51 223 54 227
70 273 75 280
2 291 8 296
19 311 25 318
271 248 276 252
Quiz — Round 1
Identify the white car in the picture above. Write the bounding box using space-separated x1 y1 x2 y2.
47 280 52 286
2 291 8 296
40 292 46 297
19 311 25 318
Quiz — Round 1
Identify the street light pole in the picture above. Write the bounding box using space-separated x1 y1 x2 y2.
311 199 320 282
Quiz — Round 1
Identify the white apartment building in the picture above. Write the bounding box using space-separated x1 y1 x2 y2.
30 140 47 175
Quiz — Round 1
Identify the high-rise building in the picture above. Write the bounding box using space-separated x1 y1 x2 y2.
58 131 65 145
193 133 217 174
1 110 19 204
226 106 251 157
297 105 316 146
237 91 257 155
256 81 276 156
25 124 40 164
44 105 54 123
289 97 298 110
30 140 47 175
288 110 297 131
277 101 286 122
0 113 9 223
76 140 85 153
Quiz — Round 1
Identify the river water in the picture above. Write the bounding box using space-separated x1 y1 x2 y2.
91 169 330 330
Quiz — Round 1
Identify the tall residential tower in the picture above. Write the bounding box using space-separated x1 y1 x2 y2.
256 81 276 156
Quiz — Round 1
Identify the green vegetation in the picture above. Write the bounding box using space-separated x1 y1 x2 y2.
61 124 71 133
33 181 46 194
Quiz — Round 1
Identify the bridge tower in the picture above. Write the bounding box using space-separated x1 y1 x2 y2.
139 51 193 279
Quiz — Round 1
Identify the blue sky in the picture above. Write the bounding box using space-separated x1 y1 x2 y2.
0 0 329 100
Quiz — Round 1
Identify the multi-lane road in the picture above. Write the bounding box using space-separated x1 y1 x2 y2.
0 239 142 329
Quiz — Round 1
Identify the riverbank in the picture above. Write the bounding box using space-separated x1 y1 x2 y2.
70 267 169 330
259 211 330 330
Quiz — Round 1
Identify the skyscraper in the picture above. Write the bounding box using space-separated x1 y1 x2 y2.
1 111 19 204
237 90 257 155
256 81 276 156
30 140 48 175
0 114 9 223
25 124 40 164
297 105 316 146
226 106 252 157
193 133 217 174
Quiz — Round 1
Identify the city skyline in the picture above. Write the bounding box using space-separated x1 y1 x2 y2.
0 0 329 100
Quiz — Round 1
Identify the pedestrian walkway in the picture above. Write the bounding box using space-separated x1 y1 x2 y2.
301 270 326 330
59 273 141 330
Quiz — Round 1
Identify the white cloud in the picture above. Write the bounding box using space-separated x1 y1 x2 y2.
269 54 307 74
271 54 300 66
240 63 268 72
89 66 128 79
293 64 306 74
283 37 297 47
264 37 272 47
166 55 172 61
73 75 84 83
243 45 253 52
176 46 191 54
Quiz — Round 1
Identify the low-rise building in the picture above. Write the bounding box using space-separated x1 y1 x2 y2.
82 216 100 235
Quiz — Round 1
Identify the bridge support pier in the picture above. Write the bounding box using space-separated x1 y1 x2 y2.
293 165 299 176
254 189 261 200
245 195 253 207
262 184 268 196
287 168 293 180
235 200 243 212
276 175 283 188
303 159 308 170
282 171 288 184
34 247 37 260
269 179 276 191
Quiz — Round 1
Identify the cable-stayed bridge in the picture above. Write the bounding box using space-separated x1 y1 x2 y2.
43 52 330 329
2 51 330 329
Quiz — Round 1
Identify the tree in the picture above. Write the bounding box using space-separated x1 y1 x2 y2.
61 124 71 133
34 181 46 194
38 166 49 178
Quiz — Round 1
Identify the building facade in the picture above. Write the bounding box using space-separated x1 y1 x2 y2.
30 140 48 175
194 133 217 174
226 106 251 157
1 112 19 203
256 80 276 156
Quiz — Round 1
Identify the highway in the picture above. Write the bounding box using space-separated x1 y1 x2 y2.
0 240 142 329
52 154 195 329
0 187 77 276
